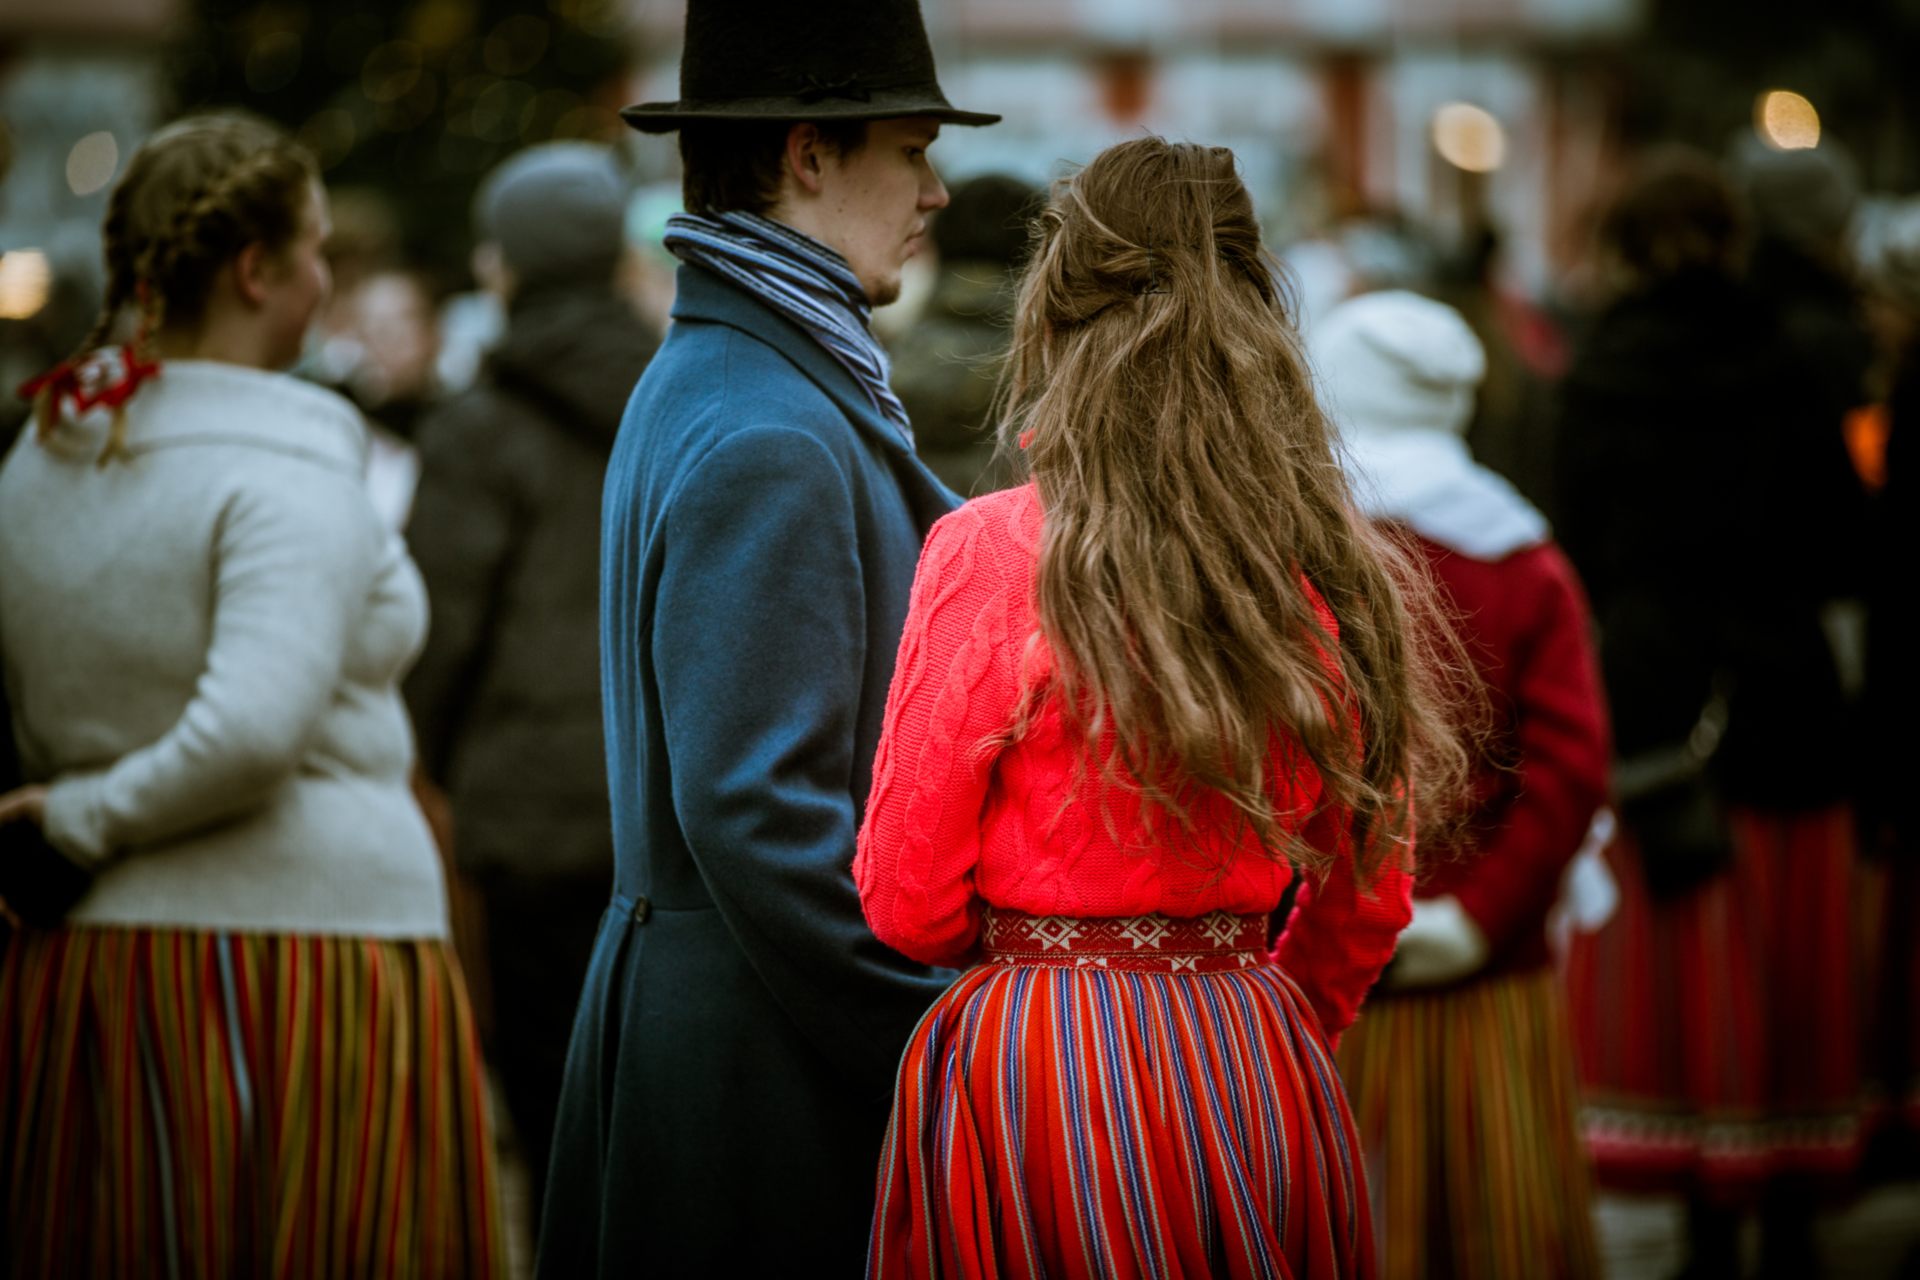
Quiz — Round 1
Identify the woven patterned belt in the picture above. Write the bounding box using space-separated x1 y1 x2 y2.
980 907 1269 974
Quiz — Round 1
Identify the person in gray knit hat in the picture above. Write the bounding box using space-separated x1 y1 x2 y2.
403 140 657 1244
474 142 629 288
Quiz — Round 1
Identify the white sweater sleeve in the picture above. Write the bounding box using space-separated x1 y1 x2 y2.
41 474 380 865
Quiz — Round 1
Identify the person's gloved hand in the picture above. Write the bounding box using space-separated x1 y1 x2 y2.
1385 895 1489 989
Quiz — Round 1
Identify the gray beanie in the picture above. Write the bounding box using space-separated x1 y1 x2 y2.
1732 136 1859 253
476 142 628 287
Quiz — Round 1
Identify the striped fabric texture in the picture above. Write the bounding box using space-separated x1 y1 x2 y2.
869 909 1374 1279
1338 966 1599 1280
0 926 505 1279
1565 805 1864 1200
663 210 913 443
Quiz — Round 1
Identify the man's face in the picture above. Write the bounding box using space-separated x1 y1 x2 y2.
814 117 949 307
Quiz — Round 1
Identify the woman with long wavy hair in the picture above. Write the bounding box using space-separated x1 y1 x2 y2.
855 137 1468 1278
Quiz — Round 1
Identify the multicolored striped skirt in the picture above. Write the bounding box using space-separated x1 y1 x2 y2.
1565 804 1864 1202
868 908 1375 1280
1338 965 1599 1280
0 925 506 1279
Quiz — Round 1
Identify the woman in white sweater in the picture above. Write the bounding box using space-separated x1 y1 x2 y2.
0 114 503 1277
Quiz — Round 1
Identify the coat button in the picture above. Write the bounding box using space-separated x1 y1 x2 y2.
631 895 652 924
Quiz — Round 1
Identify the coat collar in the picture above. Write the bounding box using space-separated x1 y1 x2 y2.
669 263 922 467
49 359 368 476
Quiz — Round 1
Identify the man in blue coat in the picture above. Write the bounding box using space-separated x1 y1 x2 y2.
536 1 1000 1274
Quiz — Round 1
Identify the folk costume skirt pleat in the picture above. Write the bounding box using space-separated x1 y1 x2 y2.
0 925 506 1279
868 909 1375 1280
1337 966 1599 1280
1564 804 1864 1202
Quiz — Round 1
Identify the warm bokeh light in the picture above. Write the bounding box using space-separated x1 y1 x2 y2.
1756 89 1821 150
65 131 119 197
0 251 53 321
1431 102 1507 173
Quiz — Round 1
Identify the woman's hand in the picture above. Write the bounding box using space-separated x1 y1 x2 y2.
0 785 48 828
1385 895 1489 989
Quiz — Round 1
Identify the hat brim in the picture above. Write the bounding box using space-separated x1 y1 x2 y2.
621 94 1001 134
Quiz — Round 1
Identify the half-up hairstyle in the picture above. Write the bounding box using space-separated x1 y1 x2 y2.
31 112 317 461
998 137 1473 882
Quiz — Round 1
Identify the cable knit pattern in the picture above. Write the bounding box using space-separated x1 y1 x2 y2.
854 483 1413 1038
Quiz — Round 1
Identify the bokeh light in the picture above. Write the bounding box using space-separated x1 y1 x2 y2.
1431 102 1507 173
1756 89 1821 150
0 251 53 321
65 132 119 197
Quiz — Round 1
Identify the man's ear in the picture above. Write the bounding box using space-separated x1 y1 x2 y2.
784 122 830 197
232 242 275 309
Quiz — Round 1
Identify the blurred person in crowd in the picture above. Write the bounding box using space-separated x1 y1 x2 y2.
859 138 1471 1279
0 113 502 1276
1442 226 1573 523
1736 141 1876 438
887 172 1038 495
402 140 655 1234
536 0 998 1273
307 269 443 530
1318 291 1607 1279
1860 203 1920 1168
1557 149 1866 1278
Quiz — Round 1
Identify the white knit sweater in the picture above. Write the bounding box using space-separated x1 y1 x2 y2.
0 360 449 938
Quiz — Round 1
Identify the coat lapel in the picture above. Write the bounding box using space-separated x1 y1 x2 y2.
668 265 960 516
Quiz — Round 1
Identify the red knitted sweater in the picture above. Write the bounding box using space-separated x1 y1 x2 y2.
855 484 1413 1039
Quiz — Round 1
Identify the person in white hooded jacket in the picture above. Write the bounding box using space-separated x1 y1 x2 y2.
1316 290 1611 1279
0 113 503 1277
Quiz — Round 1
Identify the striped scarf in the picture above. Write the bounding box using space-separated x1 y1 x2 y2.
664 210 912 444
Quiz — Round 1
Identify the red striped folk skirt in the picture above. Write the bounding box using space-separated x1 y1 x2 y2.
1565 804 1865 1202
868 908 1375 1280
0 925 506 1279
1338 966 1599 1280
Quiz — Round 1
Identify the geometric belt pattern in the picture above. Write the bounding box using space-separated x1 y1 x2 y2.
980 907 1269 973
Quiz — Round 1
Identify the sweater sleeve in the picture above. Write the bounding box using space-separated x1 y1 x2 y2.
1449 545 1611 952
1272 800 1414 1046
855 502 1014 966
41 474 380 865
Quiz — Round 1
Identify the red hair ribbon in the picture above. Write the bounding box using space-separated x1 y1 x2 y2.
16 343 162 417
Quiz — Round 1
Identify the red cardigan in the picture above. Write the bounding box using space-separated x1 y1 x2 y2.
1405 532 1611 978
855 484 1413 1040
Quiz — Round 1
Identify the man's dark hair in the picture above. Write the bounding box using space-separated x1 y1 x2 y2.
679 120 870 217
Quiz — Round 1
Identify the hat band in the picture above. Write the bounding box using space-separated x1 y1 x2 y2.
686 66 931 105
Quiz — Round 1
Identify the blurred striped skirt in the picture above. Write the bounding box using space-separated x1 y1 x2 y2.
868 908 1375 1280
0 925 505 1279
1565 805 1863 1201
1338 966 1599 1280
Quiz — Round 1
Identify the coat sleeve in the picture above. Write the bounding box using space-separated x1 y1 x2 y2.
402 399 518 781
1449 545 1611 952
41 474 380 865
854 503 1010 966
653 425 950 1089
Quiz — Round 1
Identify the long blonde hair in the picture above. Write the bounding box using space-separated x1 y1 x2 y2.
999 138 1473 882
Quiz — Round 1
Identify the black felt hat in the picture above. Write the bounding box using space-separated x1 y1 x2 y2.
621 0 1000 134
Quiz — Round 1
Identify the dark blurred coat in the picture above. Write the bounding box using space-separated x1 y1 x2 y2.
1555 267 1868 807
404 285 656 876
889 264 1018 496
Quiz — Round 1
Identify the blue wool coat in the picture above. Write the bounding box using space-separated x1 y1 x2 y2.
537 264 958 1276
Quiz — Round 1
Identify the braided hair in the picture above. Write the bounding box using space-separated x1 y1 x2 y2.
31 112 318 462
